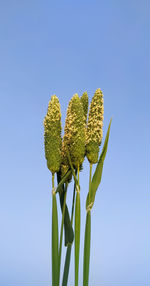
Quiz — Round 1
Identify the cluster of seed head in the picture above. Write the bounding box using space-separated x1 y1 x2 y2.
44 95 62 174
86 88 104 164
44 88 104 176
61 94 86 175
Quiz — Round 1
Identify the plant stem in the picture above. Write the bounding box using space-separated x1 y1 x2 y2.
62 173 76 286
83 164 92 286
83 210 91 286
75 165 80 286
58 183 67 285
52 173 59 286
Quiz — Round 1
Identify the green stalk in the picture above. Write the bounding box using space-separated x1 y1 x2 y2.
62 174 76 286
52 173 59 286
83 210 91 286
58 184 67 285
83 164 92 286
75 166 80 286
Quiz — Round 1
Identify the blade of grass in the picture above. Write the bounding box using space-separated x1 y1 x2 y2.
62 245 71 286
58 184 67 285
57 171 74 246
86 119 112 210
56 170 72 194
59 190 74 246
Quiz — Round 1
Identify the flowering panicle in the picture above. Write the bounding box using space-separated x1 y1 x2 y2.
44 95 62 174
86 88 104 164
61 93 85 173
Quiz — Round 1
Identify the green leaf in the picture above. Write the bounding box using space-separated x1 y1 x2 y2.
59 191 74 246
55 169 72 193
57 171 74 246
62 245 72 286
86 119 112 210
58 187 67 285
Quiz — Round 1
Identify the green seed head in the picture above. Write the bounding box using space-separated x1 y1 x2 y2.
80 92 88 124
62 93 86 170
44 95 62 174
86 88 104 164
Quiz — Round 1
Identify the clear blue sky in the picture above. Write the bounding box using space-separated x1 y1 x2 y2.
0 1 150 285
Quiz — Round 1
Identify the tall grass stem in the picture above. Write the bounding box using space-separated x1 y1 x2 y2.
52 174 59 286
75 166 80 286
62 178 76 286
83 210 91 286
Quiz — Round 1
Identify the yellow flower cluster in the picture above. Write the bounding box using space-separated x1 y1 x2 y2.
44 88 104 175
44 95 62 174
86 88 104 164
61 94 86 176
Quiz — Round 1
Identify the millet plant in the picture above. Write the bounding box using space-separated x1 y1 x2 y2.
44 89 112 286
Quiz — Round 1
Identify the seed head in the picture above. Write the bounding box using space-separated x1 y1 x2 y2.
80 92 88 124
86 88 104 164
62 93 86 170
44 95 62 174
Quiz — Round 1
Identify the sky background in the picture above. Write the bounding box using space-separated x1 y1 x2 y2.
0 0 150 285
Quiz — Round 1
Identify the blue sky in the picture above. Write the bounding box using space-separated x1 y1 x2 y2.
0 1 150 285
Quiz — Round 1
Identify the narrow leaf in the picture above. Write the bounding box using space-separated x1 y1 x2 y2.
62 245 72 286
56 169 72 193
86 119 112 209
58 188 67 285
59 189 74 246
57 172 74 246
